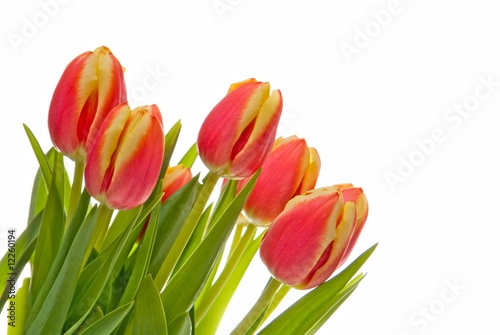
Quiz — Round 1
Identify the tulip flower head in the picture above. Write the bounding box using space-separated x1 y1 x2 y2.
197 78 283 179
260 184 368 289
237 136 321 226
161 164 193 202
48 46 127 161
85 102 164 210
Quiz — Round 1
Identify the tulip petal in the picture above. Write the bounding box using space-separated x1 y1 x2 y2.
300 201 356 289
243 136 309 224
197 82 266 174
260 190 341 287
230 89 282 177
84 103 131 204
105 105 164 209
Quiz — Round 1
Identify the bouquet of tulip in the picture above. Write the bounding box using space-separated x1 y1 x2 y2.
2 46 377 335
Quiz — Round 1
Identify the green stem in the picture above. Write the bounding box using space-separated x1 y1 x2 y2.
154 171 219 289
230 277 282 335
196 224 257 323
229 223 244 255
67 160 84 226
260 284 291 328
83 205 113 266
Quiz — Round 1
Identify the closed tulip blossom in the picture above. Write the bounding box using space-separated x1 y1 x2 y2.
161 164 193 202
48 46 127 161
197 78 283 179
85 103 164 210
237 136 320 226
260 185 368 289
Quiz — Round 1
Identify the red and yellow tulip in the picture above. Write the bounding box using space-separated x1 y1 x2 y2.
260 184 368 289
84 102 164 210
48 46 127 161
161 164 193 202
237 136 320 226
197 78 283 179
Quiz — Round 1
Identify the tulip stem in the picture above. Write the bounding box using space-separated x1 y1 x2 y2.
154 171 219 289
196 224 257 323
230 277 283 335
67 160 84 226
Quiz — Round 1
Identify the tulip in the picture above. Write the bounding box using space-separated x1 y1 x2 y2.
236 136 320 226
48 46 127 161
197 78 283 179
161 164 193 202
85 102 164 210
260 185 368 289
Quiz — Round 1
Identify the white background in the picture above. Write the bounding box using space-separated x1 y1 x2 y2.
1 0 500 334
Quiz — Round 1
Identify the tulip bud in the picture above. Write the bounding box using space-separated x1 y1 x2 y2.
85 102 164 210
48 46 127 161
260 185 368 289
161 164 193 202
197 78 283 179
237 136 321 226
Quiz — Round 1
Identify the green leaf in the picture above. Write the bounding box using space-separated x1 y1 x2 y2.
257 244 378 335
24 191 91 329
160 120 182 179
196 231 263 334
173 203 213 274
0 212 41 310
7 277 30 334
27 167 48 224
63 207 142 332
23 124 52 189
75 306 104 334
116 183 162 308
30 150 65 303
304 274 364 335
77 302 134 335
161 171 260 323
206 179 236 232
178 142 198 168
132 275 168 335
168 313 192 335
25 205 100 335
148 175 200 279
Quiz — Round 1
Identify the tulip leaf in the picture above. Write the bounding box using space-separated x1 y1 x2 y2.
178 142 198 168
196 231 263 334
304 274 364 335
111 185 163 334
0 212 41 310
23 124 52 190
25 205 99 335
75 306 104 334
63 207 142 332
173 203 213 274
77 301 134 335
160 119 182 179
27 167 48 224
131 275 168 335
7 277 30 334
207 179 237 231
168 313 192 335
148 175 200 279
257 243 377 335
29 150 65 304
24 191 91 329
161 170 260 323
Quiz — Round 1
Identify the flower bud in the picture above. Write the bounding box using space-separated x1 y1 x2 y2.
237 136 320 226
85 103 164 210
197 78 283 179
48 46 127 161
260 185 368 289
161 164 192 202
